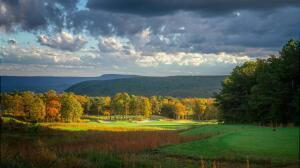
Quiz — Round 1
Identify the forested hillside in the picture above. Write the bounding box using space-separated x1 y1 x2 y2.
66 76 226 98
0 74 138 92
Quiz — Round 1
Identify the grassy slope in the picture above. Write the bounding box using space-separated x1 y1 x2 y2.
159 124 299 163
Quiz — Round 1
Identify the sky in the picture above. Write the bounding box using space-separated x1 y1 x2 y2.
0 0 299 77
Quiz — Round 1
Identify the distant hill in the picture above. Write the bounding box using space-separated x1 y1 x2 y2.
97 74 139 80
0 74 138 93
66 76 227 98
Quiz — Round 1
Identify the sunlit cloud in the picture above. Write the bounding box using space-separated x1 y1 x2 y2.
38 32 88 51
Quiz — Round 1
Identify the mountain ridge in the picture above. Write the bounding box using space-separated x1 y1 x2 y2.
0 74 137 93
66 75 227 98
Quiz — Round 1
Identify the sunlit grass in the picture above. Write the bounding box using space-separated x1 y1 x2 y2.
41 120 214 131
2 116 28 124
41 122 163 131
39 115 217 131
2 116 216 132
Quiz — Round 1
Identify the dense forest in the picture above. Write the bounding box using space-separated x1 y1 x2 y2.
216 39 299 125
66 76 226 98
1 91 218 122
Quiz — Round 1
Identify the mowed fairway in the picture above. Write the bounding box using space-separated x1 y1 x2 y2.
2 116 215 131
41 119 214 131
159 124 299 163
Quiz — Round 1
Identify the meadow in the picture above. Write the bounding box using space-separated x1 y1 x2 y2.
1 116 299 168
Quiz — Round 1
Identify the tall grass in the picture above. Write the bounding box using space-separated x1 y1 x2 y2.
1 123 197 168
54 131 196 154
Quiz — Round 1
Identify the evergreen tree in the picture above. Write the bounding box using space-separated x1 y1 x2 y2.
216 39 300 125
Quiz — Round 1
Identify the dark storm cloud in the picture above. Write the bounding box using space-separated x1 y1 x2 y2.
66 10 147 36
86 0 300 17
143 7 300 55
69 7 299 54
1 0 299 59
0 0 78 32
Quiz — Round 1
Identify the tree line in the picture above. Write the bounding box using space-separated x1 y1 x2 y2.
216 39 299 125
1 91 218 122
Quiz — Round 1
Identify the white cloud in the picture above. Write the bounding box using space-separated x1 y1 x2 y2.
135 56 158 67
38 32 87 51
234 11 241 16
158 35 170 44
0 3 7 15
135 52 251 67
99 36 126 52
98 36 139 58
1 33 252 76
0 44 101 67
179 26 185 30
97 34 251 72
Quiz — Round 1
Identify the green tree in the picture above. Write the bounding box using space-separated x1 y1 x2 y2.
150 96 161 115
161 99 176 118
22 91 36 120
74 95 90 114
89 97 99 115
95 96 112 119
29 96 46 122
174 102 186 119
141 97 152 118
60 93 83 122
194 99 207 120
216 61 258 123
129 95 139 116
111 92 130 119
182 98 195 119
216 39 300 125
84 97 92 114
97 97 106 115
1 93 24 117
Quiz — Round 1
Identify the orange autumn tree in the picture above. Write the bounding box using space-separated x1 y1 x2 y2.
45 90 61 121
47 100 61 121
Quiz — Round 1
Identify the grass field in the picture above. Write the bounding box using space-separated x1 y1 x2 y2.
159 124 299 164
1 116 299 168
